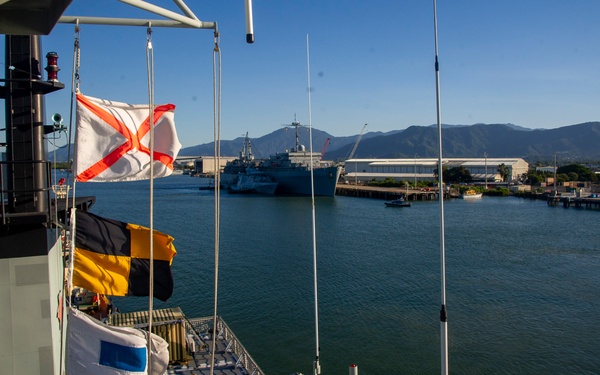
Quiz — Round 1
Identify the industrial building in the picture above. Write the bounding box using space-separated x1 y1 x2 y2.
344 157 529 184
193 156 236 175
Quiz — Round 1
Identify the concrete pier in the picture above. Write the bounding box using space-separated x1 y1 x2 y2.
336 184 441 201
547 195 600 209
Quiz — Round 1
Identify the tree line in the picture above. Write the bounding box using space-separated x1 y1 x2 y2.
438 163 597 185
365 162 598 189
525 164 597 185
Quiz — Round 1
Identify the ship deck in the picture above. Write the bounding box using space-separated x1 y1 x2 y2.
110 309 264 375
168 316 262 375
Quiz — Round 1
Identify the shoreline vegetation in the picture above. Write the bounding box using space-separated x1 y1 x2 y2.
359 162 599 199
339 179 600 202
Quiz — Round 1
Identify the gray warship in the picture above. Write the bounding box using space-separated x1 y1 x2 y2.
222 122 341 196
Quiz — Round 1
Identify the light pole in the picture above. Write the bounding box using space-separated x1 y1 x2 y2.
355 157 358 186
484 152 488 189
554 152 557 193
414 153 417 188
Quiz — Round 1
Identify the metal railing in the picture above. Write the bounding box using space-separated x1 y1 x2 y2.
186 315 265 375
0 160 52 225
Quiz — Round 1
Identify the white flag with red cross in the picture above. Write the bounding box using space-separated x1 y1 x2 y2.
75 93 181 182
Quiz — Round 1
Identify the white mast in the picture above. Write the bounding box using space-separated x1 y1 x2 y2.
306 34 321 375
433 1 449 374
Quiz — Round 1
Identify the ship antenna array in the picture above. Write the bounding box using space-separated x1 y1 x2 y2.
306 33 321 375
433 0 449 374
282 114 306 152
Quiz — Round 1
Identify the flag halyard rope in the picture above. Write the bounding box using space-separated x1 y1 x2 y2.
62 20 81 375
145 23 156 375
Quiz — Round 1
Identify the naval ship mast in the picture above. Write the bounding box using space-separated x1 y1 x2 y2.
283 115 308 153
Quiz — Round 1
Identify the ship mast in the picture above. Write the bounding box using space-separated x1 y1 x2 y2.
240 132 254 162
283 114 304 152
294 120 300 152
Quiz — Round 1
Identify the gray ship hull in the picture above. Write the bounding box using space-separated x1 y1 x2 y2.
260 165 341 196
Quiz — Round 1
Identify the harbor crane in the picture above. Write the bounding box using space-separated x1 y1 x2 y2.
321 137 331 158
347 123 367 160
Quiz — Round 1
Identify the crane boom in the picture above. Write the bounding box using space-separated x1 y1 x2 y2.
347 123 367 160
321 137 331 159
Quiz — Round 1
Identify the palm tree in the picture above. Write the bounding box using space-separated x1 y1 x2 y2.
497 163 510 182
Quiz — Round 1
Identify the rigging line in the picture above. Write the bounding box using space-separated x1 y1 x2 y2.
61 21 81 375
62 203 77 375
209 26 221 375
432 1 449 374
67 207 77 296
68 21 80 254
306 33 321 375
145 23 156 375
51 103 61 372
67 20 80 187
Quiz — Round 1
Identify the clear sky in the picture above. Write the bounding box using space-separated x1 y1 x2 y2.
4 1 600 148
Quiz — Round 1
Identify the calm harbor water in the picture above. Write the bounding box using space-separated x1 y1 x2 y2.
74 175 600 374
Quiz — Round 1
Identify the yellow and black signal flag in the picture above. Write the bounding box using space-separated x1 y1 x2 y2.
73 211 177 302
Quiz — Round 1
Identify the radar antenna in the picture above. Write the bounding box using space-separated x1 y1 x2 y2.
282 114 307 152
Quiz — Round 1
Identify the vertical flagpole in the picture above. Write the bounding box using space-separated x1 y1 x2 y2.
433 1 449 374
145 24 155 374
67 21 81 301
67 20 80 187
306 33 321 375
209 27 222 375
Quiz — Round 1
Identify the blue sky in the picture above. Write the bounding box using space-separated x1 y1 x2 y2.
4 1 600 148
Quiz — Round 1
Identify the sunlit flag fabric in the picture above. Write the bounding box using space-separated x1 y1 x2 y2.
73 210 176 302
67 307 169 374
75 93 181 182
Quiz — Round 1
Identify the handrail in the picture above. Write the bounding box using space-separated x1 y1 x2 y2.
186 315 265 375
0 160 53 225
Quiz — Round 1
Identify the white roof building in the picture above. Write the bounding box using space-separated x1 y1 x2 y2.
344 158 529 184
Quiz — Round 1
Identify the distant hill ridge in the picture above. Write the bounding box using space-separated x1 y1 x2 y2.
179 122 600 162
48 122 600 163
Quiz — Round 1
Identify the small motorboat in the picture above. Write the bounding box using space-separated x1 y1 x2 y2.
384 198 412 207
460 189 483 199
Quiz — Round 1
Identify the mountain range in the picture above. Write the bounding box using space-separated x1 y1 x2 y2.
179 122 600 163
48 122 600 164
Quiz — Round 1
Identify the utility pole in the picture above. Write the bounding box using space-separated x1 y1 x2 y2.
484 152 488 189
355 157 358 186
554 152 557 193
414 154 418 188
